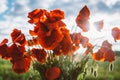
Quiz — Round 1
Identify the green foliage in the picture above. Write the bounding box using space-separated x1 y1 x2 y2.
33 54 88 80
0 59 39 80
85 56 120 80
0 55 120 80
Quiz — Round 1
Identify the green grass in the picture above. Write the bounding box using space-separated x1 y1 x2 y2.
0 55 120 80
0 59 41 80
85 56 120 80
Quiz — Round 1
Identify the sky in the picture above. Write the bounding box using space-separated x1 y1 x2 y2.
0 0 120 50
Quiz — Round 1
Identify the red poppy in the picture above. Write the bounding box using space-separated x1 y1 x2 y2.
31 48 47 63
28 9 47 24
92 50 104 61
100 40 112 53
0 39 11 59
48 9 64 22
71 45 80 53
76 5 90 32
29 25 40 36
26 37 39 46
8 43 26 60
112 27 120 42
45 21 66 31
84 43 93 55
53 28 72 55
92 40 115 62
12 56 31 74
45 67 61 80
37 23 64 50
70 32 82 53
11 28 26 45
94 20 104 31
70 32 81 46
103 49 115 62
80 36 89 48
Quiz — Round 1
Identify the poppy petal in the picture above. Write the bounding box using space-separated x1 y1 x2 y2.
31 48 47 63
12 56 31 74
76 5 90 32
112 27 120 42
45 67 61 80
94 20 104 31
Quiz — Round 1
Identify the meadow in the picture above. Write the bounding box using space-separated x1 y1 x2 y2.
0 53 120 80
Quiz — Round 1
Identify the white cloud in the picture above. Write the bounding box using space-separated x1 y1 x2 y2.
88 0 100 5
15 0 29 5
0 0 8 14
102 0 119 7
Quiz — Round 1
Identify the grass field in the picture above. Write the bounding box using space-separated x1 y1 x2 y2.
0 54 120 80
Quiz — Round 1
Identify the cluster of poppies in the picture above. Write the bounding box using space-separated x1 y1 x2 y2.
0 5 119 79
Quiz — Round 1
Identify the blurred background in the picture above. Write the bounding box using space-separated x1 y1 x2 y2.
0 0 120 80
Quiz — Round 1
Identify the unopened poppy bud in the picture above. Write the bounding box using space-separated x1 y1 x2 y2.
109 63 114 72
93 70 97 77
90 67 94 74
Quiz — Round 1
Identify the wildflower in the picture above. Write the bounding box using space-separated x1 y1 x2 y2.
0 39 11 59
28 9 66 50
49 9 64 22
53 28 72 55
28 9 47 24
92 40 115 62
76 5 90 32
11 28 26 45
45 67 61 80
84 43 93 55
93 20 104 31
31 48 47 63
112 27 120 42
26 37 39 46
80 35 89 48
8 43 26 60
37 24 64 50
70 32 81 46
11 56 31 74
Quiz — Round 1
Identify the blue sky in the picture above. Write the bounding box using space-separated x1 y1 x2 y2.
0 0 120 50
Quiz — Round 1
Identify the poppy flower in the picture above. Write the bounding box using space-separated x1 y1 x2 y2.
28 9 47 24
76 5 90 32
100 40 112 53
70 32 81 46
94 20 104 31
112 27 120 42
71 45 80 53
26 37 39 46
70 32 82 53
0 39 11 59
37 23 64 50
45 21 66 31
8 43 26 60
45 67 61 80
84 43 93 55
29 25 40 36
53 28 72 55
92 40 115 62
48 9 64 22
11 28 26 45
92 50 104 61
102 49 115 62
80 36 89 48
31 48 47 63
12 56 31 74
